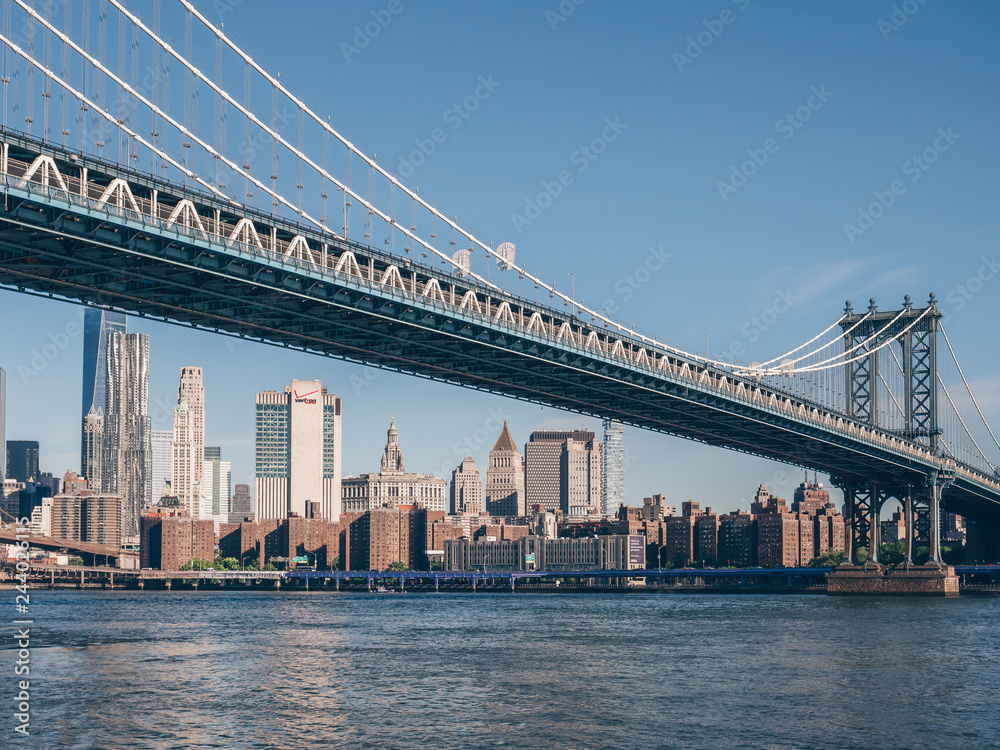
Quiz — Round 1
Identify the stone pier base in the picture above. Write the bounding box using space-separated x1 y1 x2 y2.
827 562 959 597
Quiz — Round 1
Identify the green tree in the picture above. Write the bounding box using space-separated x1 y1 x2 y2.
878 540 906 565
429 559 442 571
855 546 869 565
386 561 407 572
217 556 240 570
808 549 847 568
67 556 85 566
913 545 930 565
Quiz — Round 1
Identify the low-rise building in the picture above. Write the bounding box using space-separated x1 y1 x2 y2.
443 534 644 572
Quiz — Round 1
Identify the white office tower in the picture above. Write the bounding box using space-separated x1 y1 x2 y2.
450 456 484 515
178 367 205 507
172 397 200 518
101 332 151 540
602 419 625 516
255 380 342 522
203 446 232 526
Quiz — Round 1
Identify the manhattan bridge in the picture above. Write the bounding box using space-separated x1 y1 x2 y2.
0 0 997 562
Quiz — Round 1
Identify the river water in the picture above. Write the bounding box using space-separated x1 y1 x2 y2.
10 591 1000 749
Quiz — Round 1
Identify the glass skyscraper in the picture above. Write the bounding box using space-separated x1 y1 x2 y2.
81 308 127 419
81 308 126 475
602 420 625 515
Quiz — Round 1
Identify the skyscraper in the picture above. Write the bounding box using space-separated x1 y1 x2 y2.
172 397 198 517
101 331 150 540
525 430 602 516
0 366 5 480
255 380 342 522
81 308 126 472
231 483 253 521
150 430 172 503
178 367 205 511
203 446 231 524
81 408 104 488
450 456 484 515
485 422 525 516
6 440 40 483
602 420 624 515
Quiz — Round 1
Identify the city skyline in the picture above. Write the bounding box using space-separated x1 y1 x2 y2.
1 311 858 519
1 1 997 519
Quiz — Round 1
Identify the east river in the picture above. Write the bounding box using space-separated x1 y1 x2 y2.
9 590 1000 749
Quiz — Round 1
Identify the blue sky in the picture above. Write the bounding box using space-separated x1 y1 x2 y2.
2 0 998 513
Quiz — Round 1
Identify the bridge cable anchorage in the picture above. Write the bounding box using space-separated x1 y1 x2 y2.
0 29 241 210
941 323 1000 454
9 0 331 237
171 0 751 369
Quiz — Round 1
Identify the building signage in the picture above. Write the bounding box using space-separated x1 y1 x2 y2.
525 553 535 564
629 536 645 567
293 388 319 404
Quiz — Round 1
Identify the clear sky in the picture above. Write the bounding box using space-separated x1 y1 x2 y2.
3 0 998 514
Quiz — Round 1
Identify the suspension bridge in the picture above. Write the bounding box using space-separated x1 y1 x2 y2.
0 0 997 564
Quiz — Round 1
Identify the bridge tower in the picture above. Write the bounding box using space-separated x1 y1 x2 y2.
836 295 949 565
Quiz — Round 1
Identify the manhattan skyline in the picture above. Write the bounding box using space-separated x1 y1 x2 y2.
1 1 997 515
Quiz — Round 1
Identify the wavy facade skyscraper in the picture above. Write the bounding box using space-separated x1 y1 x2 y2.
101 331 150 540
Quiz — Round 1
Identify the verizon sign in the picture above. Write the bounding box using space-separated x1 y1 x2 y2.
293 387 319 405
